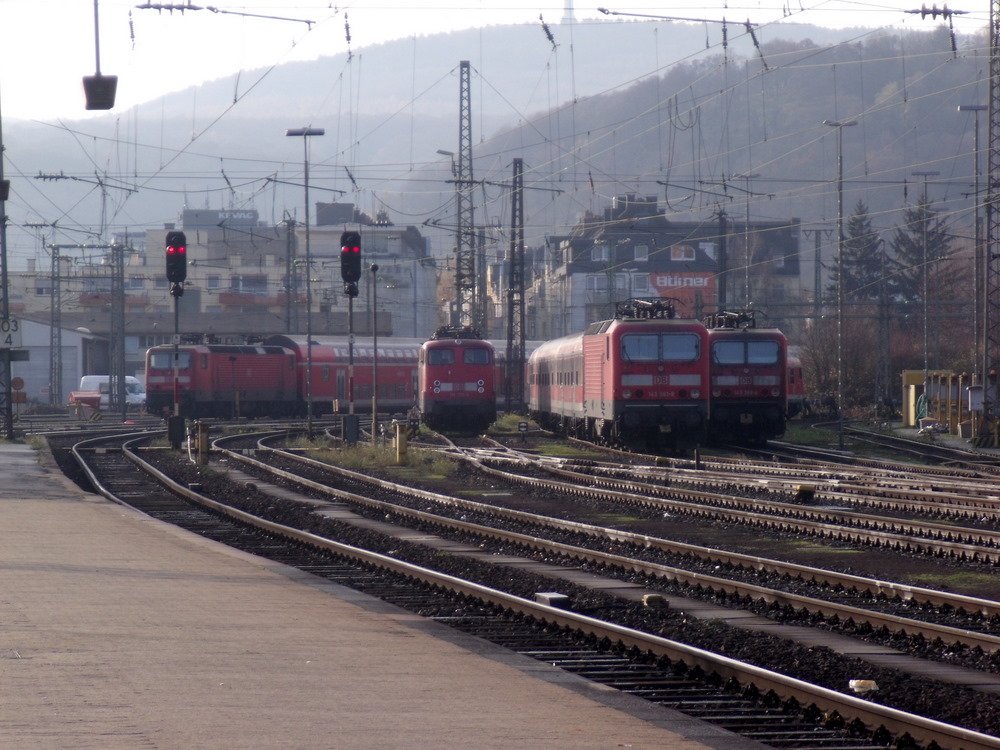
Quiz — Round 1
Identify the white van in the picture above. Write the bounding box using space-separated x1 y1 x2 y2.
77 375 146 410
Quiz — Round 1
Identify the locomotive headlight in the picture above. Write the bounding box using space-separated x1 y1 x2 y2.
771 387 780 397
477 379 484 387
622 389 632 399
433 387 441 394
691 389 700 398
433 380 441 387
712 389 720 397
478 387 484 393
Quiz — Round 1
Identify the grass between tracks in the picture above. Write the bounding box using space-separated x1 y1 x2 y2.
291 436 458 480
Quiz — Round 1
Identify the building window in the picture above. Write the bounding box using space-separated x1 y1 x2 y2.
614 273 628 292
633 274 649 293
207 275 220 289
155 278 168 289
128 276 144 290
671 244 696 261
586 274 608 291
634 245 649 262
591 244 609 262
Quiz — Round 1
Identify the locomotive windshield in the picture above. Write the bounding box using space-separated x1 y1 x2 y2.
621 333 700 362
427 349 455 365
712 340 780 365
463 347 491 365
149 351 191 369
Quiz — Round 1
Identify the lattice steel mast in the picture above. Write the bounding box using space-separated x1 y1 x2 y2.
505 158 525 412
455 60 478 329
985 0 1000 442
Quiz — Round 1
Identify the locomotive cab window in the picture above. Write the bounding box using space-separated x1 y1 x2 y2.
712 341 745 365
662 333 700 362
463 347 491 365
428 349 455 365
747 341 780 365
149 351 191 369
621 334 659 361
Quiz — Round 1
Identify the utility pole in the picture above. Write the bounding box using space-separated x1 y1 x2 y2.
46 245 71 407
716 208 728 310
505 158 525 413
739 173 760 307
282 215 297 334
913 170 939 399
109 240 125 418
800 226 834 320
0 92 12 440
958 104 987 391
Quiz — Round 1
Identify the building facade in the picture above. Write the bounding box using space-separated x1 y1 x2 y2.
511 195 803 340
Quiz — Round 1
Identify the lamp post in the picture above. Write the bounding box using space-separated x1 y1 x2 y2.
823 119 857 450
912 169 939 405
286 127 325 438
958 104 987 389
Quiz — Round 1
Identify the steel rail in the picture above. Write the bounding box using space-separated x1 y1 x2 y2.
78 434 1000 750
206 436 1000 653
214 432 1000 617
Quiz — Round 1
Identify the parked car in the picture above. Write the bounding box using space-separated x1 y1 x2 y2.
69 375 146 411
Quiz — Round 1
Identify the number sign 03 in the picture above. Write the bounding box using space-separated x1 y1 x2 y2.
0 318 21 349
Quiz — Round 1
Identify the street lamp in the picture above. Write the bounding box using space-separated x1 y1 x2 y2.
958 104 987 390
823 119 857 450
286 126 325 438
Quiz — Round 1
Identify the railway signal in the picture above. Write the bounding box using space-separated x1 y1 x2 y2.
340 231 361 287
165 231 187 287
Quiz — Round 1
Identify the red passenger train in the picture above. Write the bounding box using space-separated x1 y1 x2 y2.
527 299 709 449
418 326 497 431
703 311 788 444
786 353 807 418
144 336 422 419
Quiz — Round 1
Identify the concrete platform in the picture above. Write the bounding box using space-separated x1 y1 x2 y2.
0 443 755 749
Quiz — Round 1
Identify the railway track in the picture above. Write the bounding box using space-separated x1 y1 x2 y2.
225 434 1000 647
56 429 1000 750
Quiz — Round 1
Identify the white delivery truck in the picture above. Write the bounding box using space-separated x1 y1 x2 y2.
69 376 146 411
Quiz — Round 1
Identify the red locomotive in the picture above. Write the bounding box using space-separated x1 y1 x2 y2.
418 326 497 431
144 336 421 419
527 299 709 449
145 342 299 418
703 310 788 444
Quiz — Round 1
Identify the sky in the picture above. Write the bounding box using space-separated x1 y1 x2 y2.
0 0 990 121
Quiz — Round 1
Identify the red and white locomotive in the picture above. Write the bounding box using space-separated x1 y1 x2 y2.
703 310 788 444
527 299 709 449
418 326 497 431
